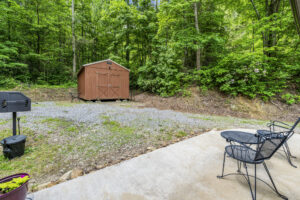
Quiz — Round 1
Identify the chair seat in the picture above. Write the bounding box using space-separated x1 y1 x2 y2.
225 145 263 164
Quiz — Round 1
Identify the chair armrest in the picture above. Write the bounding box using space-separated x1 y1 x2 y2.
268 120 292 132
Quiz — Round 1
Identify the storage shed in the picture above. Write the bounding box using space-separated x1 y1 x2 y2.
77 59 130 100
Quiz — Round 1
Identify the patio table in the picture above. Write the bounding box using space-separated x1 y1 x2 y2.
221 131 260 144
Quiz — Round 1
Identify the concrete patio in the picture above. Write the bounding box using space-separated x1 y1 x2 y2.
28 129 300 200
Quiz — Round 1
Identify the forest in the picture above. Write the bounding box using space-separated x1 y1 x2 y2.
0 0 300 103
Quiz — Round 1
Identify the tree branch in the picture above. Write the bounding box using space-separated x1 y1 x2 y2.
250 0 261 20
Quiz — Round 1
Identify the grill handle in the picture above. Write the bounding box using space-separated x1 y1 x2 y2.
1 100 29 108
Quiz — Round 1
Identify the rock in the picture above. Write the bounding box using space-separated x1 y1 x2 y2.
37 182 56 191
71 168 83 179
96 164 104 169
58 170 72 183
120 156 126 160
147 146 155 151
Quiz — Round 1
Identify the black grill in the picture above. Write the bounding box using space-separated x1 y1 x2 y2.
0 92 31 159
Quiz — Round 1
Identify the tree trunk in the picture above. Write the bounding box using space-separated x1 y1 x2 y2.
7 1 11 41
290 0 300 35
36 1 40 54
126 21 130 67
194 2 201 70
72 0 76 78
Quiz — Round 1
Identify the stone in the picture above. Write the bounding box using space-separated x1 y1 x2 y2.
58 170 72 183
37 182 56 191
71 168 83 179
96 165 104 170
147 146 155 151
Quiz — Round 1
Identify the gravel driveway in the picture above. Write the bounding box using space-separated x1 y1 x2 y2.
0 101 280 188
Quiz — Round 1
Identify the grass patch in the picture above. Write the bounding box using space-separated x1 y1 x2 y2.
0 119 9 126
55 102 75 107
40 117 80 136
0 127 62 180
102 119 135 135
101 116 141 147
239 119 267 125
32 103 47 107
0 143 61 178
175 131 188 138
40 117 73 128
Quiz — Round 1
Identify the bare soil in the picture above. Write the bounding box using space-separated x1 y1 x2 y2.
133 87 300 122
12 87 300 122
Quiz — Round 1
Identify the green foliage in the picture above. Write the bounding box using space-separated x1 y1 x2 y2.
281 93 300 105
0 176 30 194
0 0 298 102
138 47 186 97
195 52 289 99
0 76 18 89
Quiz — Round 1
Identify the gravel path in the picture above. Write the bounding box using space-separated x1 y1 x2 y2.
0 101 284 186
0 101 270 134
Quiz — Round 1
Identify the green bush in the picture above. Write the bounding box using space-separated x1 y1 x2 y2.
194 52 289 100
281 93 300 105
0 76 18 89
137 48 187 97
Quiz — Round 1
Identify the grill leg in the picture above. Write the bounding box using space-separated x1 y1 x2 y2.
217 151 226 178
12 112 17 136
244 163 255 200
263 162 288 200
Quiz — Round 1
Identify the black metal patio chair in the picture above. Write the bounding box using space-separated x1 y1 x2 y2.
217 128 294 200
258 117 300 168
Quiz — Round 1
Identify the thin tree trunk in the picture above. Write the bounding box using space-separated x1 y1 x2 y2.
7 1 11 41
126 21 130 66
194 2 201 70
36 1 40 54
72 0 76 78
290 0 300 35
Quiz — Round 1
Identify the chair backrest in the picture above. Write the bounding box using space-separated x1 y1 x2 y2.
254 133 289 161
291 117 300 132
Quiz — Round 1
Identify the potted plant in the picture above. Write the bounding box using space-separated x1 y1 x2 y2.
0 173 30 200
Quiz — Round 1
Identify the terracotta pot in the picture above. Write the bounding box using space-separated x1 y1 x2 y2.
0 173 30 200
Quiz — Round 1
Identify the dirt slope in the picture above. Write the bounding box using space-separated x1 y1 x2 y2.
5 87 299 122
133 88 300 122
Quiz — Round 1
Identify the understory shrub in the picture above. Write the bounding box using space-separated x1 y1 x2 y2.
194 52 290 100
137 48 187 97
281 93 300 105
0 76 18 89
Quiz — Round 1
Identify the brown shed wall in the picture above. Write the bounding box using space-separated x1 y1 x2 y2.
78 68 85 98
78 60 129 100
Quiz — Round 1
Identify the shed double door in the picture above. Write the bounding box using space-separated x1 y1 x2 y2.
96 71 120 99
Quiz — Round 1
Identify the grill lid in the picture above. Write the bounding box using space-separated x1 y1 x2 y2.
0 92 31 113
0 135 27 145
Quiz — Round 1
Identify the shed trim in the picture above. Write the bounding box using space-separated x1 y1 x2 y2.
78 59 130 76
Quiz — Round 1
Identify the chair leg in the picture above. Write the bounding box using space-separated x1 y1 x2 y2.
237 160 241 173
244 163 255 200
254 164 256 200
217 151 226 178
285 142 296 158
263 162 288 200
283 143 297 168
